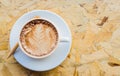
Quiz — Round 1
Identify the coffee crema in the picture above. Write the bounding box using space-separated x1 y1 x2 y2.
20 19 58 56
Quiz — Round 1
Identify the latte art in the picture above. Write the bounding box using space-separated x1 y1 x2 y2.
20 19 58 56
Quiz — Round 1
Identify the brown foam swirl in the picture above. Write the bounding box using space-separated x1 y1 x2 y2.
20 19 58 56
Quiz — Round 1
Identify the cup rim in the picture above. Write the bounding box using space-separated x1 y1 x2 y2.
18 18 60 59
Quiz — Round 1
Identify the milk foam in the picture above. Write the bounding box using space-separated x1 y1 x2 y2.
20 19 58 56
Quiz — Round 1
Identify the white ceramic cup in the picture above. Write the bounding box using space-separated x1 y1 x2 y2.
18 18 69 59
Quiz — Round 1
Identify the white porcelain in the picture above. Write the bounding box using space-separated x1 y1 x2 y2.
18 18 69 59
10 10 72 71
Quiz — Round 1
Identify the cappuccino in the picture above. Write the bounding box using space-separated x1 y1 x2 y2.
20 19 58 57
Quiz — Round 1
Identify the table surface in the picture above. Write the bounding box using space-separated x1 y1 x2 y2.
0 0 120 76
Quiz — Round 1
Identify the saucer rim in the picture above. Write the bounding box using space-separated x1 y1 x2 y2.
9 10 72 71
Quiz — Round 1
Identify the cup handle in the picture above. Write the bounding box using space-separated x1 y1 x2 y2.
60 37 69 42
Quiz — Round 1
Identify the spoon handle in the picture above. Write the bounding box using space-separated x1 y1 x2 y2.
7 42 19 59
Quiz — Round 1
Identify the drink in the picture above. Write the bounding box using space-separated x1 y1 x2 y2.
20 19 58 57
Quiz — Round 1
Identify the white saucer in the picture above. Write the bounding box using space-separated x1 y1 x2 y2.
9 10 72 71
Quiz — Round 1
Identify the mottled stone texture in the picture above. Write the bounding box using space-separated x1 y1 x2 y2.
0 0 120 76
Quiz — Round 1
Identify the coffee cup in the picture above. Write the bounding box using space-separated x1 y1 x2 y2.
18 18 69 59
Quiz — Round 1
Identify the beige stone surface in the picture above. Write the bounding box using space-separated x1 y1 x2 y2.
0 0 120 76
